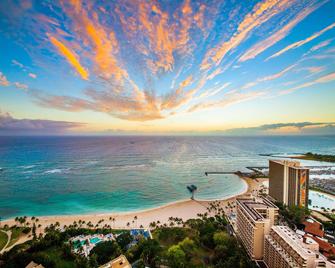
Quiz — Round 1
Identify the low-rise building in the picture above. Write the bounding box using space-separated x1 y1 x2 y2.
264 226 327 268
236 196 278 260
99 255 131 268
304 220 325 238
25 261 45 268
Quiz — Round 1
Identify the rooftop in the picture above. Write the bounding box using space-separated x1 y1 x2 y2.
237 197 277 221
270 159 309 170
303 220 325 238
99 255 131 268
271 226 317 258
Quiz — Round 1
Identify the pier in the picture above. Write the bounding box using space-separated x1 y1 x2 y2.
205 171 239 176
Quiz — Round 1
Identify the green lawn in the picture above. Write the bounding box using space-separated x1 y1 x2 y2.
0 230 8 251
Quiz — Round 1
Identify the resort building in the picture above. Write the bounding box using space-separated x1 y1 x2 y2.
264 226 328 268
269 160 309 207
99 255 132 268
25 261 45 268
236 196 278 260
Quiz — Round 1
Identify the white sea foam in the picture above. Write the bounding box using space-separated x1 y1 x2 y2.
22 165 36 169
45 169 63 174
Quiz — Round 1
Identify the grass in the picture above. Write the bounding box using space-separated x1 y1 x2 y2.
0 230 9 251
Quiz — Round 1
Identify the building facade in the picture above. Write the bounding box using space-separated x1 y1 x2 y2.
236 197 278 260
269 160 309 207
264 226 327 268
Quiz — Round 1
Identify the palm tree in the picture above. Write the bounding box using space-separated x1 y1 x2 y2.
127 222 130 228
134 216 138 227
112 217 116 229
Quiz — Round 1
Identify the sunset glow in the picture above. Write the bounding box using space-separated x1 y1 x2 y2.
0 0 334 135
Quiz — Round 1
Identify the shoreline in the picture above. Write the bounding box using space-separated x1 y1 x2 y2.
1 177 253 231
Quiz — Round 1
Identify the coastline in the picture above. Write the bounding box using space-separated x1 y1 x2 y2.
1 177 254 232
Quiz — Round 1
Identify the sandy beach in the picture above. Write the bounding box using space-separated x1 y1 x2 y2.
1 177 263 233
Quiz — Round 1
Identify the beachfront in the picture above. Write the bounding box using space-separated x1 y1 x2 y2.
1 177 261 235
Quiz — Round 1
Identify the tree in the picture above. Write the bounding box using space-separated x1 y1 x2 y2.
167 245 187 268
116 232 133 251
89 241 121 265
140 239 161 267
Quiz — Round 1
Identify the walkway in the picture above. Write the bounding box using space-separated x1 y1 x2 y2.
0 229 11 254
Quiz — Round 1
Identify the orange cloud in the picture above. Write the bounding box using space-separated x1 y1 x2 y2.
239 1 325 62
49 35 89 80
60 0 127 83
0 72 9 86
267 22 335 60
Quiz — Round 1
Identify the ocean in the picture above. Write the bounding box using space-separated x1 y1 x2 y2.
0 135 334 219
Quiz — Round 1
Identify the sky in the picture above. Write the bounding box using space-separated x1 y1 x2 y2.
0 0 334 135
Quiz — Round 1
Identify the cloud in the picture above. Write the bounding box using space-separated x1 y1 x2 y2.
242 63 296 89
13 82 28 90
49 35 89 80
28 73 37 79
280 71 335 95
267 22 335 60
201 0 294 70
222 122 335 135
0 111 85 135
31 88 164 122
188 90 265 112
0 72 10 86
239 1 326 62
310 39 333 52
0 71 28 89
11 59 24 69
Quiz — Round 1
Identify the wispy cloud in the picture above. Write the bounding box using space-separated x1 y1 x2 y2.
11 59 25 69
267 22 335 60
239 1 326 62
49 35 89 80
188 90 265 112
310 39 333 52
280 71 335 95
242 63 297 89
201 0 294 70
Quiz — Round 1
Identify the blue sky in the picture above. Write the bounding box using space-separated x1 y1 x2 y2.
0 0 334 135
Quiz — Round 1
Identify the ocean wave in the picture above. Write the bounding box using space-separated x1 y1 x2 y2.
106 164 150 170
44 169 63 174
21 165 36 169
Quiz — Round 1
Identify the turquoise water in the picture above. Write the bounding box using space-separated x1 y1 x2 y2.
0 136 334 219
90 237 101 244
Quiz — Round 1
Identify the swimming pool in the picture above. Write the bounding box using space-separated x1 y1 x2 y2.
90 237 101 244
309 190 335 212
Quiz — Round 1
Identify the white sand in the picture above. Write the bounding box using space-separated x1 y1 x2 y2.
2 177 261 232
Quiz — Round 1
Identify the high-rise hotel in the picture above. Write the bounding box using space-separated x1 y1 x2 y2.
236 197 279 260
269 160 309 207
